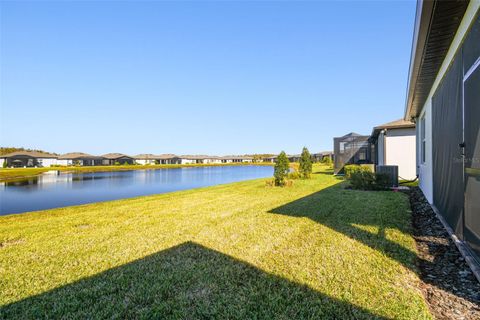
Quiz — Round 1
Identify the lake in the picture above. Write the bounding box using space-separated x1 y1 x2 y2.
0 165 273 215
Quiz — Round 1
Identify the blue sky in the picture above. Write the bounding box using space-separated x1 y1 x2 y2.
0 1 416 155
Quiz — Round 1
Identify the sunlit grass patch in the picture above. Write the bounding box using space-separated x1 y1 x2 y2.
0 165 431 319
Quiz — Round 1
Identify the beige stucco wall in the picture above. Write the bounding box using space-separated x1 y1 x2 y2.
384 128 417 180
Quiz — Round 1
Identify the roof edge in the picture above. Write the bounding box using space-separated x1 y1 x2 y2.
404 0 435 120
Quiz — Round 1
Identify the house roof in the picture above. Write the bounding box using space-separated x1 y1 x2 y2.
180 155 220 160
374 119 415 130
1 151 58 159
314 151 333 156
101 153 133 159
370 119 415 141
404 0 469 120
133 154 158 160
335 132 369 139
156 154 179 160
220 156 253 160
58 152 102 160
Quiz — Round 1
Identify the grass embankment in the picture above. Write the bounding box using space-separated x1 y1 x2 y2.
0 165 430 319
0 162 273 182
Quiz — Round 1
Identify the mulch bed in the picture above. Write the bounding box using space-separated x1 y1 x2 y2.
409 187 480 319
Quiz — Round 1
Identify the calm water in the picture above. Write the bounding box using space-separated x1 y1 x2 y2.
0 166 272 215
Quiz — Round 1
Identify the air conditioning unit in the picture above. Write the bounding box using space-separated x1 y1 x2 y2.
376 165 399 187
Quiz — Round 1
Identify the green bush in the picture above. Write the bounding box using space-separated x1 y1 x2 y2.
344 165 372 179
2 161 8 168
287 171 300 180
321 156 332 166
274 151 290 186
299 147 312 179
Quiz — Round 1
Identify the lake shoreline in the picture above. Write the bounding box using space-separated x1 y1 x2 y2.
0 162 274 183
0 165 274 215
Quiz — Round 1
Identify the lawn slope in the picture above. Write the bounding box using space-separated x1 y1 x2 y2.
0 166 431 319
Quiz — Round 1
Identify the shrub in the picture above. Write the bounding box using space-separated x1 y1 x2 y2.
299 147 312 179
344 164 372 179
114 161 121 166
288 171 300 180
321 156 332 166
274 151 290 186
2 161 7 168
349 170 391 191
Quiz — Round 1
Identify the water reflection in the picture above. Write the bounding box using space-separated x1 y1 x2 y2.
0 166 272 215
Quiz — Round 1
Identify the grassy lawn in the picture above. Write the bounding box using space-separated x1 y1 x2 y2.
0 162 272 182
0 165 430 319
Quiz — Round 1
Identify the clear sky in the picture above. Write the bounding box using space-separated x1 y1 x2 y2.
0 0 416 155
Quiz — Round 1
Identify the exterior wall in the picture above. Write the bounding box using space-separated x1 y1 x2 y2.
415 2 480 204
179 159 195 164
0 159 4 167
204 159 222 164
418 100 434 203
135 159 156 165
377 131 385 165
37 158 57 167
56 159 72 166
384 128 416 180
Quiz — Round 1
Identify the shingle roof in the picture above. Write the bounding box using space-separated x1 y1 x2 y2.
133 154 158 160
374 119 415 130
58 152 102 160
370 119 415 141
1 151 58 159
220 156 253 160
180 155 221 160
156 154 179 160
101 153 133 159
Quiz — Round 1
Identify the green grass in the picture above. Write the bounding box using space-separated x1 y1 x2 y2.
0 162 272 182
400 179 419 187
0 165 430 319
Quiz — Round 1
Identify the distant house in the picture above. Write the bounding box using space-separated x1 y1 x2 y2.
178 155 221 164
101 153 135 165
263 156 277 163
369 119 416 180
220 156 253 163
134 154 158 165
57 152 103 166
333 132 373 174
312 151 333 163
156 154 181 165
288 155 301 163
0 151 58 168
404 2 479 260
178 156 201 164
203 156 223 164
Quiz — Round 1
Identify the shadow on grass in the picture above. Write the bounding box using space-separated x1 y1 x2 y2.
269 184 479 305
0 242 386 319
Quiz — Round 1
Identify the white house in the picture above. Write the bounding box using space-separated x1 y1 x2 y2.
1 151 58 167
220 156 253 163
57 152 103 166
404 1 479 261
156 154 181 164
370 119 416 180
178 156 199 164
134 154 158 165
101 153 135 165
